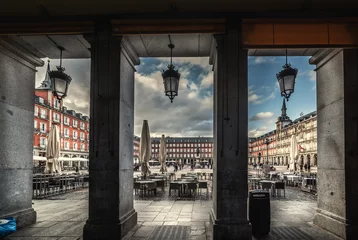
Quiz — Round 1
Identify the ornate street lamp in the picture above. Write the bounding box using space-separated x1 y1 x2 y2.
49 46 72 101
162 40 180 103
264 138 272 165
276 49 298 101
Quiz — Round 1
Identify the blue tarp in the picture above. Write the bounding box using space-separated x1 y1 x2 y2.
0 218 16 237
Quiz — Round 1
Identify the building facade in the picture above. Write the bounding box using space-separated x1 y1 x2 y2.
249 99 317 167
33 62 90 167
133 135 140 163
150 136 214 165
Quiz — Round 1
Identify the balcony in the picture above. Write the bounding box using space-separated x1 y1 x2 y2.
53 118 60 123
40 144 46 148
40 114 48 120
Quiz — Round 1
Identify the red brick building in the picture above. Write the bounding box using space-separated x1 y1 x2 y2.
151 136 213 165
33 62 90 167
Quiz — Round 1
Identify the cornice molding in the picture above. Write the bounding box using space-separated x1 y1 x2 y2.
0 36 44 70
309 48 342 70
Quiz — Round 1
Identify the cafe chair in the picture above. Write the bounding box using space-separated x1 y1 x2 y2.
169 182 180 197
275 181 286 198
146 182 157 196
197 181 208 198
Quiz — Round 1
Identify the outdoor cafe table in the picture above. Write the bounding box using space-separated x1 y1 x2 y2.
248 177 261 189
137 180 154 197
259 180 277 196
285 175 301 186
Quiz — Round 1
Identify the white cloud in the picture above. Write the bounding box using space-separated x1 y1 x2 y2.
298 70 316 81
307 70 316 81
249 112 274 121
200 71 213 88
134 58 214 137
248 93 263 104
253 57 277 64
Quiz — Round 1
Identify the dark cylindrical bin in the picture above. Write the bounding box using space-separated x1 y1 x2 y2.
249 190 270 236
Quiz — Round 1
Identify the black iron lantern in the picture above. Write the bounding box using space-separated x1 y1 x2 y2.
49 46 72 101
162 42 180 103
276 49 298 101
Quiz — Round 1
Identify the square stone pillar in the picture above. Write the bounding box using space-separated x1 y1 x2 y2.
310 49 358 239
209 28 252 240
83 23 139 240
0 36 43 228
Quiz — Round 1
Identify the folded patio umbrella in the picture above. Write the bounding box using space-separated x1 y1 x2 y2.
139 120 151 179
289 135 298 172
159 134 167 173
45 124 61 174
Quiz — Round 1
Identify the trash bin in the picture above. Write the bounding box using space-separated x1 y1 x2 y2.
249 190 270 236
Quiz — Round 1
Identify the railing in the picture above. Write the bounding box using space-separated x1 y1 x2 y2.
32 173 89 199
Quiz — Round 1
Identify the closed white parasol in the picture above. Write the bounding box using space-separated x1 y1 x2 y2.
139 120 151 179
159 134 167 173
45 124 61 174
289 135 298 172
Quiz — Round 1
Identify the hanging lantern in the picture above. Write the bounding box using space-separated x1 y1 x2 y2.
276 49 298 101
162 42 180 103
49 46 72 101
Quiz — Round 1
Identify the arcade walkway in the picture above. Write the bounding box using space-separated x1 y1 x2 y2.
4 191 340 240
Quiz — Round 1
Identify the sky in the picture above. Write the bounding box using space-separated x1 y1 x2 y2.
35 56 316 138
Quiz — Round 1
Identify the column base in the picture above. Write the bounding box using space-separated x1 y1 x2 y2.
314 208 355 239
210 209 252 240
0 208 36 229
83 209 137 240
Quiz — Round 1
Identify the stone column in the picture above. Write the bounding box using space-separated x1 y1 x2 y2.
310 49 358 239
0 36 43 228
209 27 252 239
83 22 138 240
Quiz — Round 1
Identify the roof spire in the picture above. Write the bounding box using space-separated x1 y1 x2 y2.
38 60 52 89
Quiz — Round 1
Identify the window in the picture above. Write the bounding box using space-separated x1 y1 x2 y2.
63 128 69 137
54 99 60 109
80 122 85 130
34 120 37 129
40 137 47 147
64 116 69 125
53 113 60 122
80 132 84 140
34 106 38 116
40 109 47 119
40 122 46 133
73 131 77 139
64 141 69 150
73 120 78 127
81 144 85 151
87 134 90 141
39 97 44 104
73 142 78 150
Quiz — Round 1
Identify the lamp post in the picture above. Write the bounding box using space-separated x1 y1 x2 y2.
264 138 272 165
49 46 72 101
258 152 261 164
276 49 298 102
162 41 180 103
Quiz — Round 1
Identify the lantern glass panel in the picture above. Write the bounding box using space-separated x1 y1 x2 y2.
284 75 295 93
53 77 67 97
164 77 179 94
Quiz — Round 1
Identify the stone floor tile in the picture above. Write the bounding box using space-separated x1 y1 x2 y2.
163 221 178 225
141 221 164 226
32 221 76 237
